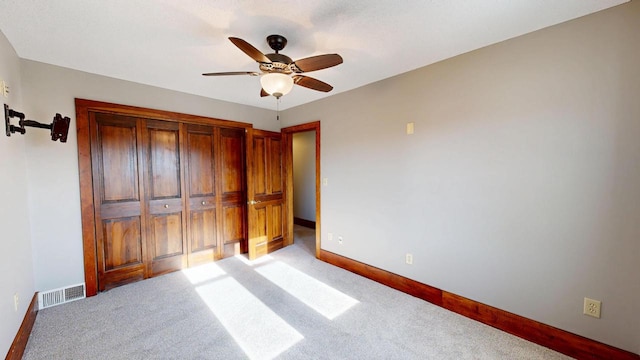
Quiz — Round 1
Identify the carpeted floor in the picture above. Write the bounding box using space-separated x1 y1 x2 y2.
23 225 571 359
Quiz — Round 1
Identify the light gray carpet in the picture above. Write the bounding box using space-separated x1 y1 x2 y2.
23 225 571 359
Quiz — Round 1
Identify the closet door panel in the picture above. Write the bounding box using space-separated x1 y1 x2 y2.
100 125 139 202
220 128 247 257
148 128 181 198
151 213 184 258
145 121 186 276
190 209 217 252
185 124 218 264
223 205 245 244
188 131 216 196
91 113 146 291
221 129 245 195
102 217 143 270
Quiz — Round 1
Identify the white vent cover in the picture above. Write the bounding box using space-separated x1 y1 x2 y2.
38 283 86 309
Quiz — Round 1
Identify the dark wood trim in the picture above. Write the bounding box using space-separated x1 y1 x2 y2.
75 98 254 297
75 99 252 129
281 129 294 248
319 250 442 306
5 293 38 360
314 125 321 259
441 292 638 360
319 250 639 360
293 217 316 229
76 104 98 297
281 121 321 258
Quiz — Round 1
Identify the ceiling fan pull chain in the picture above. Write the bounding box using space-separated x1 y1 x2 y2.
276 97 280 121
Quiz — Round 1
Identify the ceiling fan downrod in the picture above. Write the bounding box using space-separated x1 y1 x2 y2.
267 34 287 54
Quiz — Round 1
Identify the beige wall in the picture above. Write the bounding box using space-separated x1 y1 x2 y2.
282 2 639 353
293 131 316 222
0 30 34 357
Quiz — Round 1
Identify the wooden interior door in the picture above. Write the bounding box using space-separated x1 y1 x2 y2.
90 113 147 291
247 129 286 259
144 120 186 276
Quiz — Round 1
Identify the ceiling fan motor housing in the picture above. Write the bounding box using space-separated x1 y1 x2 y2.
260 53 293 73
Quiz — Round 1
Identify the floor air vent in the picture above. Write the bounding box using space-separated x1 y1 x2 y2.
38 283 86 309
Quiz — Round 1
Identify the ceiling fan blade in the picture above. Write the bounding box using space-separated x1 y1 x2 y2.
290 54 343 73
229 37 272 64
292 75 334 92
260 88 269 97
202 71 260 76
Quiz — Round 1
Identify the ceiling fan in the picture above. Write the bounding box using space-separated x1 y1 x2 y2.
203 34 343 99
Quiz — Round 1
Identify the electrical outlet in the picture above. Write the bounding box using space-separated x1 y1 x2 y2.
338 236 343 245
13 293 19 312
405 253 413 265
583 297 601 318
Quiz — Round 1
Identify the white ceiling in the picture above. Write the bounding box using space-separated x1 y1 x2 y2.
0 0 628 110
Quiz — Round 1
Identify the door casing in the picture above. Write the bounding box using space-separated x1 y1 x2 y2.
281 121 321 257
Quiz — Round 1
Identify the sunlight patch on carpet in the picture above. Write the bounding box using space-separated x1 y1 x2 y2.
235 253 274 266
196 277 303 360
181 262 227 285
255 261 359 320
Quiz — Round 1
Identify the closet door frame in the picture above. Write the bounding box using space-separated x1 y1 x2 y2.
76 98 251 296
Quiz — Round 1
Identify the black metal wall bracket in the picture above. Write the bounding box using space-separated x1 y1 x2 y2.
4 104 70 142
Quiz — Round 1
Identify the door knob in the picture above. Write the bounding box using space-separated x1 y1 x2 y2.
201 201 206 205
248 200 262 205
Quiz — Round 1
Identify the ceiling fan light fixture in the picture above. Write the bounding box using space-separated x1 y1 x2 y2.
260 73 294 98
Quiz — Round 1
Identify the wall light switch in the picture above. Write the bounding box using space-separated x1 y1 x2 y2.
1 80 9 98
322 178 328 186
406 122 414 135
405 253 413 265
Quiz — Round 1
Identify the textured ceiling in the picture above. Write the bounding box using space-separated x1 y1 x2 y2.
0 0 628 110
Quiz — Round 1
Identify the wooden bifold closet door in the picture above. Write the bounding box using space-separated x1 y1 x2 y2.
90 114 147 289
185 124 247 265
89 112 246 291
